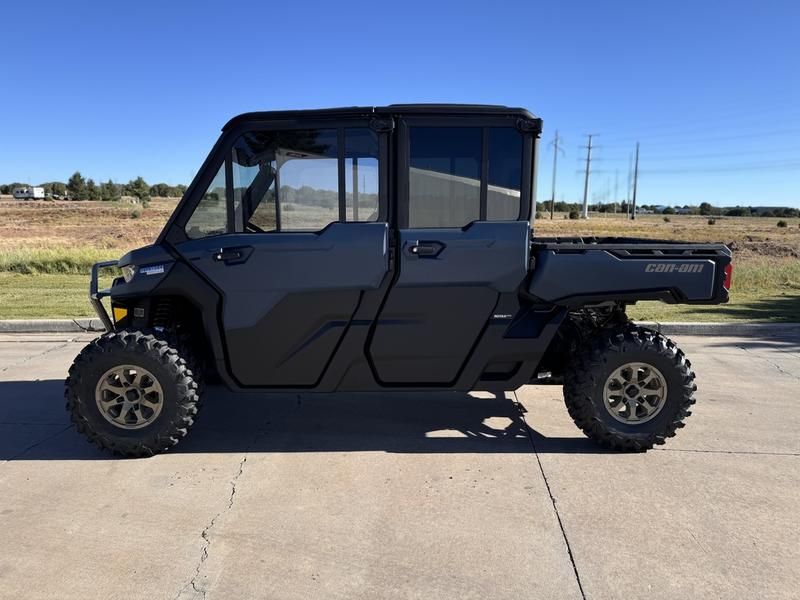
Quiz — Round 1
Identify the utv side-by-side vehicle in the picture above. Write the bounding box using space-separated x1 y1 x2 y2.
66 104 733 456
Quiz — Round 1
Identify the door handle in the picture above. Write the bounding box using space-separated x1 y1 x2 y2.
212 246 252 265
406 241 445 258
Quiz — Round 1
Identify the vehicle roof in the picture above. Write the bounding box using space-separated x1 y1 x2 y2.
222 104 537 131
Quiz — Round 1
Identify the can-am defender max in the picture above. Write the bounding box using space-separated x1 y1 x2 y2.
65 105 732 456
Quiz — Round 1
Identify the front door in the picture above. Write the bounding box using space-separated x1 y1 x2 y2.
176 122 389 387
368 120 532 385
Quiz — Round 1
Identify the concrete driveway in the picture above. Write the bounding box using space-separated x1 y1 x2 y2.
0 332 798 599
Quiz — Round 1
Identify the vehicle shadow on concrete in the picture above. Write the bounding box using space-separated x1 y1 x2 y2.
1 380 609 460
700 328 800 353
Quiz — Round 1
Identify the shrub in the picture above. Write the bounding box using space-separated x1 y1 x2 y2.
663 216 671 223
131 208 142 219
568 210 580 220
707 218 716 225
777 220 788 228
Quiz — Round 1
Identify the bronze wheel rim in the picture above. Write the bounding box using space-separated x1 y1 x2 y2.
602 362 668 425
95 365 164 429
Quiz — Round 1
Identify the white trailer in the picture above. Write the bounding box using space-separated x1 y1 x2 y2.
12 186 45 200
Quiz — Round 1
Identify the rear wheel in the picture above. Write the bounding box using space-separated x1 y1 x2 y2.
65 330 200 457
563 325 696 451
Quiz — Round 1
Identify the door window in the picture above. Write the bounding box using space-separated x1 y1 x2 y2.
409 127 481 228
232 127 379 232
407 126 524 228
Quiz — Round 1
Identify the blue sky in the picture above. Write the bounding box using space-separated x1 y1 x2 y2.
2 0 798 207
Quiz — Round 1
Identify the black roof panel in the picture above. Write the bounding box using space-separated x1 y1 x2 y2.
223 104 537 131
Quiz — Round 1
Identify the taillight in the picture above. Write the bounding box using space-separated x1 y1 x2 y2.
723 263 733 290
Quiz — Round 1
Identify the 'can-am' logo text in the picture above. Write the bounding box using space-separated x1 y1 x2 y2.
645 263 705 273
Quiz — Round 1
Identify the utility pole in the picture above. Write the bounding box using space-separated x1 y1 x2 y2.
631 142 640 220
626 153 632 217
614 170 619 213
581 134 593 219
548 130 562 219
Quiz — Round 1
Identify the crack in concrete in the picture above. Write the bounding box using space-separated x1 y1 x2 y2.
174 426 266 599
736 345 800 381
514 392 586 600
0 340 74 373
1 425 73 466
174 453 248 600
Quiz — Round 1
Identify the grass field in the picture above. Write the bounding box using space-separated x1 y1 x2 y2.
0 198 798 321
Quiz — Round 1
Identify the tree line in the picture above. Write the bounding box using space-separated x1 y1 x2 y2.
538 200 799 218
0 171 187 201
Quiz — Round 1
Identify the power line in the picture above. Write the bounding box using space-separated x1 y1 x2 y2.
599 126 800 148
642 159 800 174
590 160 800 175
596 146 800 162
581 99 800 139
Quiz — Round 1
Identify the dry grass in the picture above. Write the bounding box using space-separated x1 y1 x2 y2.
0 200 798 320
0 198 175 254
533 212 800 259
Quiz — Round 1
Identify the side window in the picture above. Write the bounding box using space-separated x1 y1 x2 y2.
407 126 524 228
185 163 227 239
232 127 379 232
345 128 380 222
409 127 481 228
487 128 522 220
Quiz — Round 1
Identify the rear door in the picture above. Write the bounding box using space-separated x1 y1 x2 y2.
367 118 533 385
174 120 390 387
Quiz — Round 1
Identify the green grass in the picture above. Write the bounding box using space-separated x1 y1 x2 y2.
0 273 95 318
0 248 116 274
0 252 798 322
628 260 800 322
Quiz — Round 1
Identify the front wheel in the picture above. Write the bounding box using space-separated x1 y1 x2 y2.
563 325 696 451
65 330 201 457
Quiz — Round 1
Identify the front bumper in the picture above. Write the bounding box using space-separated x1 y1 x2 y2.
90 260 119 332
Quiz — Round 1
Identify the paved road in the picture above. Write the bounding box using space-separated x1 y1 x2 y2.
0 332 798 599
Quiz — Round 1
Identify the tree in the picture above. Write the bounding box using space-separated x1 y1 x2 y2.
100 179 120 201
126 176 150 201
67 171 87 200
86 178 100 200
41 181 67 197
699 202 714 216
3 182 29 195
724 207 748 217
662 206 675 215
149 183 169 198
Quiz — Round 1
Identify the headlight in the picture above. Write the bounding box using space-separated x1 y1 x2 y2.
122 265 137 283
